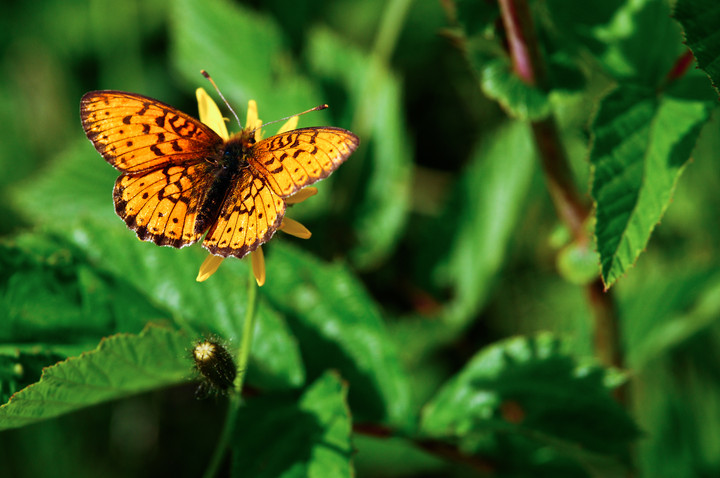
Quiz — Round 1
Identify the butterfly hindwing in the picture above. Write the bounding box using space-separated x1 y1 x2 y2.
248 127 359 198
114 162 220 247
202 172 286 258
81 90 222 174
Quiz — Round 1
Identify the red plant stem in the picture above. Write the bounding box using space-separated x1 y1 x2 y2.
415 439 496 474
531 119 590 242
498 0 547 88
497 0 626 395
665 49 694 83
353 423 496 474
588 279 627 402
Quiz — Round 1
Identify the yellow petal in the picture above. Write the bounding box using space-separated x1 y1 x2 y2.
251 247 266 286
280 217 312 239
246 100 263 141
197 254 225 282
196 88 229 140
286 187 317 205
277 115 299 134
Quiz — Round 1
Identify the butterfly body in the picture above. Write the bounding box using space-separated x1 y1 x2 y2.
80 90 358 259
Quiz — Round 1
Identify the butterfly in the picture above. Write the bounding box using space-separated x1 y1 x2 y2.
80 91 359 259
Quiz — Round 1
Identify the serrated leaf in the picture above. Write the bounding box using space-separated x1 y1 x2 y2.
264 243 412 428
569 0 683 85
231 371 353 478
10 145 305 391
71 220 305 391
478 58 552 120
544 0 626 55
307 28 412 268
674 0 720 96
421 334 639 474
456 8 584 120
0 233 167 342
546 0 681 85
0 325 190 431
590 79 715 288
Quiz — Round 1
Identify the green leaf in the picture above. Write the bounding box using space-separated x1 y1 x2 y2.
10 144 305 391
478 57 552 120
264 243 412 428
71 220 305 391
171 0 324 122
674 0 720 97
544 0 626 58
0 348 66 404
437 122 536 324
455 7 584 120
634 334 720 476
0 325 190 431
232 371 353 478
620 266 720 369
421 334 639 475
307 28 412 268
0 232 167 342
11 140 118 228
590 77 716 288
453 0 499 38
546 0 682 85
569 0 684 85
394 122 536 355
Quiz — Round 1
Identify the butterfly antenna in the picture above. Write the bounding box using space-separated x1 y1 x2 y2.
201 70 243 129
251 104 328 136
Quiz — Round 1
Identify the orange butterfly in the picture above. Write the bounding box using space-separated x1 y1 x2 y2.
80 90 358 259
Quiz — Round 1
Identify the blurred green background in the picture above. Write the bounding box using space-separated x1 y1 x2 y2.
2 0 720 477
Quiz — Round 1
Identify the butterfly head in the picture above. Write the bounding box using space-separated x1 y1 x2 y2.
220 134 253 170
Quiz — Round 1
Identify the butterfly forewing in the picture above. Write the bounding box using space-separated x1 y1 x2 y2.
202 173 286 258
248 127 359 198
81 91 222 174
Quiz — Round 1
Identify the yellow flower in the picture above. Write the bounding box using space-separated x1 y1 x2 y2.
194 88 315 286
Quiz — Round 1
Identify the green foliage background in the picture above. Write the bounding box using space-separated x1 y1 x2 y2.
1 0 719 476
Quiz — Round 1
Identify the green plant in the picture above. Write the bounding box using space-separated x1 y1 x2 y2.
1 0 719 476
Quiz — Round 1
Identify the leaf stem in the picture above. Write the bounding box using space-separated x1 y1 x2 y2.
498 0 547 89
530 119 589 242
497 0 626 392
202 265 259 478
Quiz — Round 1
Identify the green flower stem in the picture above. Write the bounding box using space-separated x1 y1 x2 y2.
203 265 259 478
354 0 414 134
372 0 414 64
202 393 240 478
235 263 259 393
